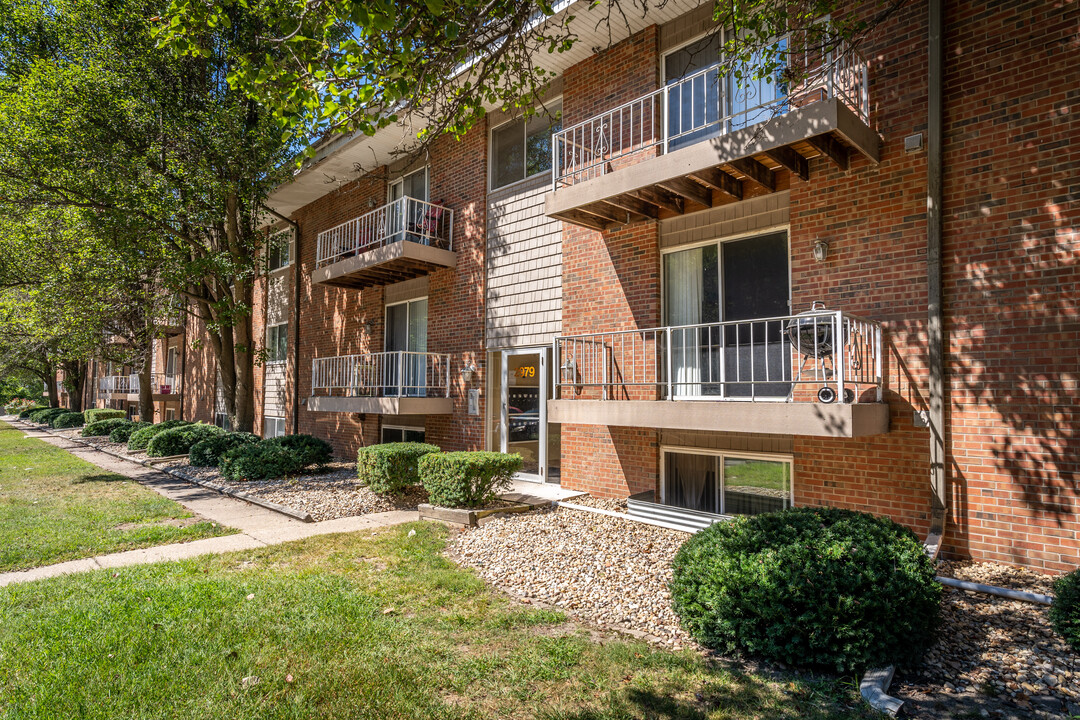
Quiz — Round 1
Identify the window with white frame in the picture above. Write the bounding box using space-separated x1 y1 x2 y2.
214 412 231 431
662 448 791 516
490 100 562 190
165 408 176 421
266 323 288 364
264 416 286 439
267 228 293 271
381 425 426 444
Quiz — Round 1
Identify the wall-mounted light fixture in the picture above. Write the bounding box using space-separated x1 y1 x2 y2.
461 362 477 383
812 238 830 263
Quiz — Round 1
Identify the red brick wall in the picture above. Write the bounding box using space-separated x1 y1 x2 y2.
182 313 217 424
935 0 1080 570
290 125 488 459
560 27 663 498
789 0 934 540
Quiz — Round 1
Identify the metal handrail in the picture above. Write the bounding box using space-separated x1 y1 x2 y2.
99 373 181 395
553 311 882 403
315 197 454 268
552 44 870 189
310 351 451 398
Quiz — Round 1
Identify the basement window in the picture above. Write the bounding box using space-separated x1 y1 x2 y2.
381 425 426 443
264 416 286 439
661 447 791 516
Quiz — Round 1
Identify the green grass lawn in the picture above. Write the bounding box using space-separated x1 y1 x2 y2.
0 421 234 572
0 523 879 719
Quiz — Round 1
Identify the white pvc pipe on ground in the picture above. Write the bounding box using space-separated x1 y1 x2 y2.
935 576 1053 606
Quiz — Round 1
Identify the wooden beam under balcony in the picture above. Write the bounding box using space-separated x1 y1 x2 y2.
312 239 456 290
546 98 879 230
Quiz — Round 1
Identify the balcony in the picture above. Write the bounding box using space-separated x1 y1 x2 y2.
312 197 456 289
545 47 878 229
306 351 453 415
549 310 889 437
99 374 182 401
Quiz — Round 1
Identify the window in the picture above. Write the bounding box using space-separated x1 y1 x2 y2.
266 323 288 364
381 425 426 443
214 412 232 431
165 408 176 421
267 229 292 271
490 101 562 190
264 416 286 439
662 448 791 516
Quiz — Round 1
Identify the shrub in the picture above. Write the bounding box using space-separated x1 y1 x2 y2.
1049 569 1080 651
358 442 441 495
18 405 47 419
219 441 304 482
82 418 130 437
84 408 125 425
419 451 521 508
147 423 225 458
189 432 260 467
265 434 334 468
109 421 149 443
127 419 191 452
29 407 67 424
51 411 85 429
669 507 941 673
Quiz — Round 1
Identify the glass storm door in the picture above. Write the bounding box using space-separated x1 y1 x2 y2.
385 298 428 397
493 348 555 483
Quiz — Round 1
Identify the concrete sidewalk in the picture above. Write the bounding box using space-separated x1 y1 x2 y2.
0 426 418 587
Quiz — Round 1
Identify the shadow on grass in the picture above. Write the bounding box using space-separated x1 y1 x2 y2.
72 473 128 485
544 674 863 720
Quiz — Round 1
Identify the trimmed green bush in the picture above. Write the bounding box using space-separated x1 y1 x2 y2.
265 434 333 468
84 408 125 425
147 423 225 458
109 421 149 444
219 441 304 482
51 411 85 429
670 507 941 673
82 418 130 437
17 405 47 419
127 419 191 452
358 442 441 495
189 432 259 467
29 407 67 424
418 451 521 508
1049 569 1080 651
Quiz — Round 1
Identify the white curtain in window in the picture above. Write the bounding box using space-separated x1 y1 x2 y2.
666 452 717 513
665 248 703 397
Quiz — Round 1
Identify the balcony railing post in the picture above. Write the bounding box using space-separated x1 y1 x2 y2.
444 355 450 398
875 323 883 402
665 326 673 400
397 351 405 399
661 85 670 155
834 311 846 403
552 338 560 400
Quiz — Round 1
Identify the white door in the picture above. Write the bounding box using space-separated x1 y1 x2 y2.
494 348 557 483
388 168 429 243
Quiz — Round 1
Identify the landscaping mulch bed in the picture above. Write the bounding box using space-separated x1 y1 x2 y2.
894 561 1080 718
450 505 1080 717
448 504 692 646
161 459 428 522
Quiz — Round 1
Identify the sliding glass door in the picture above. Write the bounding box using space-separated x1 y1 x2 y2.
489 348 558 483
385 298 427 397
663 231 790 398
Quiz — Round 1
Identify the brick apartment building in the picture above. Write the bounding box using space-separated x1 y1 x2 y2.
78 0 1077 572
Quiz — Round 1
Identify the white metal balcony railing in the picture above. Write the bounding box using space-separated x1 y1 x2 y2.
315 197 454 268
554 310 882 403
551 45 870 189
99 374 182 395
310 351 451 399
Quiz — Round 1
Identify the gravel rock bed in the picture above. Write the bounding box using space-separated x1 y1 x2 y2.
894 561 1080 716
161 460 428 522
567 495 629 512
448 505 693 646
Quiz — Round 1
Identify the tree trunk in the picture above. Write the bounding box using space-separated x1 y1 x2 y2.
232 308 256 433
62 362 85 413
45 367 59 407
138 341 155 422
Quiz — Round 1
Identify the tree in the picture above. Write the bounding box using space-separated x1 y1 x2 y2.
0 0 294 431
156 0 909 160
